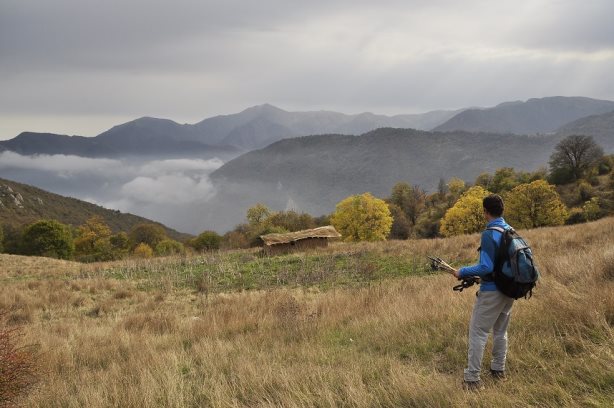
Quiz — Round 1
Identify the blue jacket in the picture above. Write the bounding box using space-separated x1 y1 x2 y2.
458 217 510 292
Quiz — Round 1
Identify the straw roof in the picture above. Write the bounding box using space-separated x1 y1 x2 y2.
260 225 341 246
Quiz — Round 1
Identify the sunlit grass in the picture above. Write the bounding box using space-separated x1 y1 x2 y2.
1 218 613 407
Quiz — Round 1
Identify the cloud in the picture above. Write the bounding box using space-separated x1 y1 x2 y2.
120 174 216 205
0 152 224 233
0 151 122 176
2 0 614 139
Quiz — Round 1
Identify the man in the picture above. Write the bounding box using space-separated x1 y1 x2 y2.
450 194 514 391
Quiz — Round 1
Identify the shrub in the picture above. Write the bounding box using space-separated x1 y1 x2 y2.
128 224 167 249
189 231 222 251
582 197 602 221
21 219 74 259
155 239 185 256
132 243 153 258
0 310 39 406
565 208 586 225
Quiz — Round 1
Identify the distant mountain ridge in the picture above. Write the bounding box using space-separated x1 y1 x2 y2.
0 177 191 241
555 110 614 146
0 105 463 156
201 128 564 232
434 96 614 134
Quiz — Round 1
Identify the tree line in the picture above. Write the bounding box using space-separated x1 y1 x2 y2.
0 217 227 261
1 134 612 259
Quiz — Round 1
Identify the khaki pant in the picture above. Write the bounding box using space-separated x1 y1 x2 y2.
464 290 514 382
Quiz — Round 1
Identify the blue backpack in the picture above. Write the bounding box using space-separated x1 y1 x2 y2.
488 226 540 299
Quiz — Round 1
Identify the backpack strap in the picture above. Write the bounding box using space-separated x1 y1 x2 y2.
482 226 508 281
486 226 505 234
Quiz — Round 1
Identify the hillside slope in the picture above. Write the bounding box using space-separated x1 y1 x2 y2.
434 96 614 134
204 128 558 231
0 177 190 240
555 110 614 149
4 217 613 407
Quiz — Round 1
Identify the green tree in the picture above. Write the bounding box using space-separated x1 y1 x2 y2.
110 232 129 251
21 219 74 259
1 225 22 254
474 173 493 190
128 223 167 249
437 177 447 195
267 210 315 232
387 203 411 239
155 239 185 256
549 135 604 183
246 204 271 226
110 232 130 259
389 183 426 225
440 186 491 237
505 180 568 229
491 168 520 193
190 231 222 251
447 177 466 198
331 193 393 242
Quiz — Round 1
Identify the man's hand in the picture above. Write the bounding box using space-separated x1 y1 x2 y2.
428 256 460 278
438 259 459 278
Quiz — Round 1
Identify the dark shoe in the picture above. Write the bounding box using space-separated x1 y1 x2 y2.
462 380 485 391
490 369 507 381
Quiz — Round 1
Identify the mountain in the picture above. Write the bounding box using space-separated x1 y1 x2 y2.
0 105 462 156
433 96 614 134
0 121 239 159
202 128 561 232
0 177 191 241
555 110 614 150
193 104 463 149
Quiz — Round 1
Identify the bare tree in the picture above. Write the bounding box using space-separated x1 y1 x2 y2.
549 135 604 182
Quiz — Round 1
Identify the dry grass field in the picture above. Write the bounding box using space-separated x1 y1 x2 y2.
1 218 613 407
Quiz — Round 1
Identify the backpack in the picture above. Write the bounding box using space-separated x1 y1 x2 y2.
487 226 540 299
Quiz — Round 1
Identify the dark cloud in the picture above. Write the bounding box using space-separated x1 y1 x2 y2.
1 0 614 138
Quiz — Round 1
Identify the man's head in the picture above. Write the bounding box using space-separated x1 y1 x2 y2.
483 194 504 220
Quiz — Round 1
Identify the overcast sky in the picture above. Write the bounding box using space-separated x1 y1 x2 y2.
2 0 614 139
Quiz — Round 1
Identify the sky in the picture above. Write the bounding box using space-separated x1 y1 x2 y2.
2 0 614 139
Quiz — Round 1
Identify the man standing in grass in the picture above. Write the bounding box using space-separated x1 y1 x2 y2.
450 194 514 391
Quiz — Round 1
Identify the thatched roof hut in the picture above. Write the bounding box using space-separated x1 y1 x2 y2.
260 225 341 255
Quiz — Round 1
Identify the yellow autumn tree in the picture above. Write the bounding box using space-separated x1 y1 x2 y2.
74 216 113 261
504 180 568 228
440 186 491 237
331 193 393 242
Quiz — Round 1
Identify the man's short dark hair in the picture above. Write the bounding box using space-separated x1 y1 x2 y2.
483 194 504 217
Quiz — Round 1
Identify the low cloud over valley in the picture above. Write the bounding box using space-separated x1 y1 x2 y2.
0 151 224 233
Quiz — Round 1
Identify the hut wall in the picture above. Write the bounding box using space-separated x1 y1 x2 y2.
264 237 328 255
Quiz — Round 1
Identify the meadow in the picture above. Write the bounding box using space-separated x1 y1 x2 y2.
1 218 613 407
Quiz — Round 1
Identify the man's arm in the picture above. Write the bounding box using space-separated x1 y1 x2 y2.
457 232 496 279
